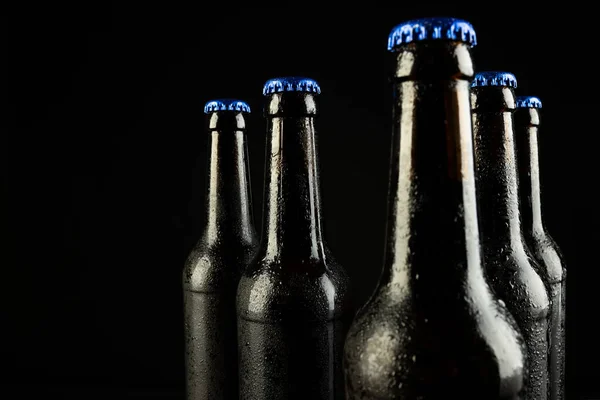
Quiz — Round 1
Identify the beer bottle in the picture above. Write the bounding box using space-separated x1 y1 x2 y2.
183 99 259 400
343 18 526 399
236 77 351 400
514 96 566 400
471 72 551 400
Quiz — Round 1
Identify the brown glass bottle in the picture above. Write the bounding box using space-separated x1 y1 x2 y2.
236 77 351 400
183 100 259 400
514 96 566 400
471 72 550 400
343 18 526 400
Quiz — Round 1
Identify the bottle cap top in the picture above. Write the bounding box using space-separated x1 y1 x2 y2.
516 96 542 109
204 99 251 114
471 71 517 88
262 77 321 96
387 17 477 51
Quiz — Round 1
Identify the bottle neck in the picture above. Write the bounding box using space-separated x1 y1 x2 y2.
202 128 256 247
515 109 545 237
260 97 325 262
383 77 482 287
472 109 524 248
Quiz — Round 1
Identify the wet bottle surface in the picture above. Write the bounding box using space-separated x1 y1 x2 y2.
183 100 259 400
343 18 526 400
471 72 550 400
236 77 352 400
514 97 566 400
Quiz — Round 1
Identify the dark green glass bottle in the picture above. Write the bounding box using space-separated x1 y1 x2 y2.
343 18 526 400
515 96 567 400
471 72 551 400
236 77 351 400
183 99 259 400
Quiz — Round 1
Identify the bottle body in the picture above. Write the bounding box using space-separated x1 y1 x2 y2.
184 240 257 400
237 254 349 400
515 107 566 400
343 41 526 400
183 114 258 400
471 86 550 400
237 90 351 400
527 233 566 400
475 241 549 400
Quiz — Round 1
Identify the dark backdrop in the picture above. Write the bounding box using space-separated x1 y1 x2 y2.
7 3 599 399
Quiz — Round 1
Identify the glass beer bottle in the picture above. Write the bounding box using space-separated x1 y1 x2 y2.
471 71 551 400
183 99 259 400
343 18 526 400
515 96 567 400
236 77 351 400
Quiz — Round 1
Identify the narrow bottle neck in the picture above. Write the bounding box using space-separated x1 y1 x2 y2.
260 112 325 262
202 129 256 247
472 110 524 247
383 78 482 286
515 110 545 237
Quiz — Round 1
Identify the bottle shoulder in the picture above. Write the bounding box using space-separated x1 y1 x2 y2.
183 239 258 293
343 284 525 398
484 247 550 317
236 255 351 323
525 232 566 283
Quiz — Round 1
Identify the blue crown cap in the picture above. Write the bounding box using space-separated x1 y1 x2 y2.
262 77 321 96
471 71 518 88
204 99 251 114
516 96 542 109
387 17 477 51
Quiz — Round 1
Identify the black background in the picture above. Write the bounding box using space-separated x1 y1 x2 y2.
7 3 599 399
